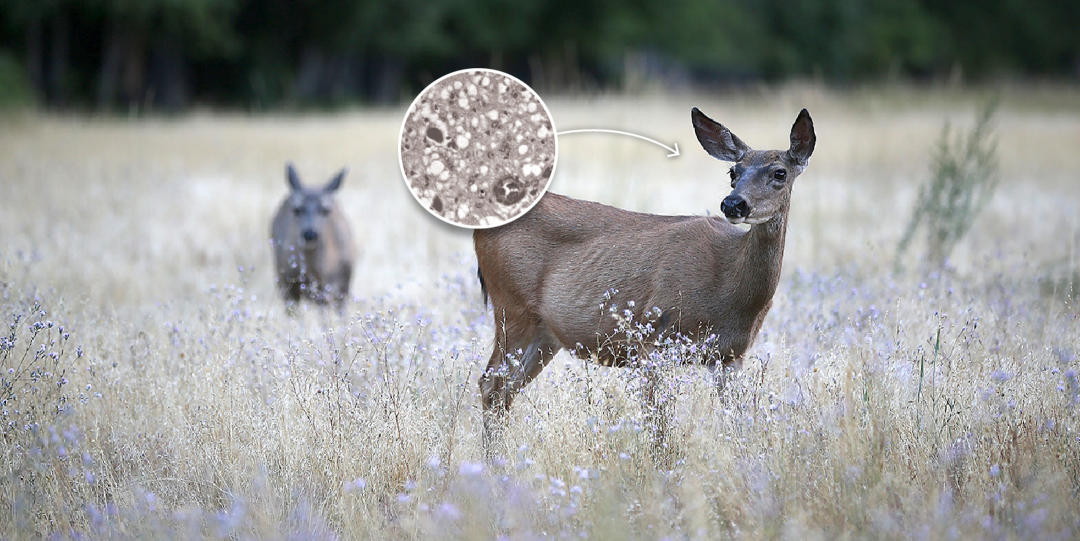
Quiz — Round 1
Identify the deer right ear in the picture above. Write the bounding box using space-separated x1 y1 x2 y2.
324 167 348 193
286 162 302 191
788 109 816 166
692 107 751 162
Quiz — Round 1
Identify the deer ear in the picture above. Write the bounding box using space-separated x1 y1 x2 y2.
788 109 816 166
692 107 751 162
324 167 348 193
286 162 302 191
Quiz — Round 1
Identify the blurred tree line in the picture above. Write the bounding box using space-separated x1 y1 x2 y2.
0 0 1077 111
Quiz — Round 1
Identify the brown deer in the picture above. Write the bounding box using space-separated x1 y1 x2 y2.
270 163 356 309
473 107 815 441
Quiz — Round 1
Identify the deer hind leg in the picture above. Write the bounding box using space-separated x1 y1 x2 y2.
480 308 530 450
480 321 560 408
480 315 524 413
502 324 560 409
480 315 560 455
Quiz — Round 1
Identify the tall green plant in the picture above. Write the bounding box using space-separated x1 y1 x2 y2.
897 101 1000 268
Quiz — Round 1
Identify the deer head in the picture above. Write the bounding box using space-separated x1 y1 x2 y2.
285 162 348 246
692 108 816 225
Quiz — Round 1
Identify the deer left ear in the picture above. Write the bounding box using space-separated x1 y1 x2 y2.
692 107 752 162
788 109 816 166
325 167 348 193
286 162 303 191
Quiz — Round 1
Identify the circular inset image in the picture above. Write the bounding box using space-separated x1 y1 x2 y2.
398 69 558 228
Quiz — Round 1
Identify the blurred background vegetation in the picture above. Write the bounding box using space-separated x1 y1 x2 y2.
1 0 1078 111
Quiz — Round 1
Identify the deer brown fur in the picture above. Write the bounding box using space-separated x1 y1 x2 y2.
270 163 356 309
473 107 815 439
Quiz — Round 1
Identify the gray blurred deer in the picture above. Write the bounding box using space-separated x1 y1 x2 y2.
474 108 816 445
270 163 356 310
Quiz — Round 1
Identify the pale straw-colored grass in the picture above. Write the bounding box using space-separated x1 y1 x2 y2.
1 85 1078 539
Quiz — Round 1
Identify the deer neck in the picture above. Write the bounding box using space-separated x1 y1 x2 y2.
734 207 788 307
296 241 321 270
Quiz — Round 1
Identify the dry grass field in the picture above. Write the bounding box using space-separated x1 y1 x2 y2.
2 85 1079 539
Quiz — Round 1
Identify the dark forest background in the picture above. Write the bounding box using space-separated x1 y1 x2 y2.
1 0 1078 111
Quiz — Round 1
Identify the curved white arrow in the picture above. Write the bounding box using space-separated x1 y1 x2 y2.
557 129 680 158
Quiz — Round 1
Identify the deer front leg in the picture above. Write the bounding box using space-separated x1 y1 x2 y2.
502 326 560 407
334 262 353 312
707 354 744 396
279 280 302 316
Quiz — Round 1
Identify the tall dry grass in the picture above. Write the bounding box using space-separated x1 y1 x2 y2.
1 85 1079 539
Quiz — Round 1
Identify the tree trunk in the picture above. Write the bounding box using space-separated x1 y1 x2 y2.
326 53 360 104
373 56 403 104
152 35 188 111
25 17 44 101
528 53 544 93
97 18 125 111
294 45 325 104
121 30 148 109
48 9 70 108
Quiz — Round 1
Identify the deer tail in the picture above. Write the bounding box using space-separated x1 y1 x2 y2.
477 267 489 306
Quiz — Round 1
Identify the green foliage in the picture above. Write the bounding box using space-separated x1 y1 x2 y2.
897 101 1000 268
100 0 241 57
0 0 1078 109
636 0 766 71
855 0 949 77
0 51 34 109
921 0 1080 76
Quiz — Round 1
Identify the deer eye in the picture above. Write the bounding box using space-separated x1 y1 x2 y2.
292 206 303 215
772 169 787 181
728 167 736 187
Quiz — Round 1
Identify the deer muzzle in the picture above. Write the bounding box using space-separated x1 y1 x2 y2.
721 195 749 221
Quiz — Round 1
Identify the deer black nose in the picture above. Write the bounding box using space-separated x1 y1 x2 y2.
302 229 319 242
721 195 749 219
